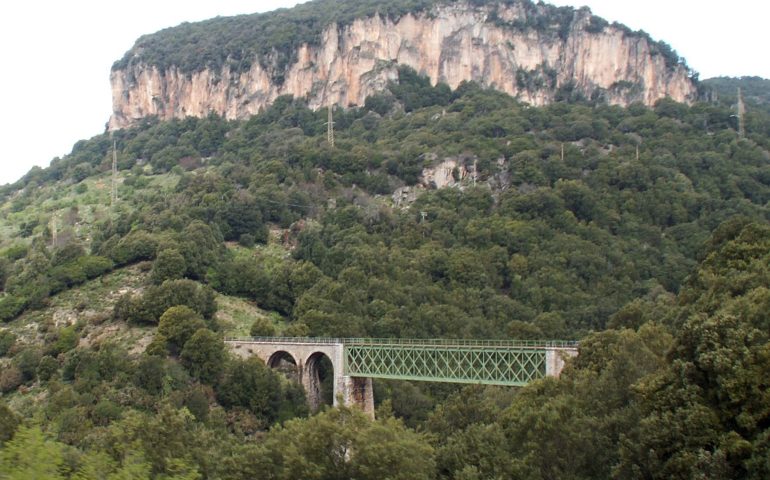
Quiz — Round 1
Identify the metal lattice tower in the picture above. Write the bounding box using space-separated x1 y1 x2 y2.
737 87 746 138
111 139 118 207
50 215 58 247
327 106 335 147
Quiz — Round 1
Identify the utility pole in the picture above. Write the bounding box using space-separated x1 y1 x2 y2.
561 143 565 162
737 87 746 139
326 106 335 147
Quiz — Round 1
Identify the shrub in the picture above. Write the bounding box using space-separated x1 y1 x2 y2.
0 403 20 444
77 256 114 279
135 354 166 394
250 317 276 337
36 356 59 381
92 399 122 426
110 231 158 266
0 296 27 322
158 306 207 354
150 249 187 285
283 322 310 337
13 348 42 382
1 244 28 261
115 280 216 325
0 366 23 393
216 357 281 422
0 330 16 356
144 280 217 322
238 233 256 248
145 334 170 357
49 326 79 356
49 263 87 291
180 329 225 384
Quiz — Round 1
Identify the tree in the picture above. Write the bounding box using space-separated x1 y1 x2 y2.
0 425 66 479
121 280 217 324
158 306 207 354
151 249 187 284
619 222 770 479
0 330 16 356
249 317 276 337
0 403 20 444
262 406 435 480
180 329 225 384
216 357 282 424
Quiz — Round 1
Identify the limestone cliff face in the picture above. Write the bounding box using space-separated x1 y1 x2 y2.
109 2 697 129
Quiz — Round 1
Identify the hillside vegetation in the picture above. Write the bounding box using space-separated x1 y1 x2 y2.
114 0 685 81
703 76 770 108
1 68 769 478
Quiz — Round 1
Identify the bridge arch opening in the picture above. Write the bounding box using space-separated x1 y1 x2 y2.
305 352 334 412
267 351 299 383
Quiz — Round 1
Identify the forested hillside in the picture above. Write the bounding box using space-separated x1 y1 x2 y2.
1 67 769 478
703 76 770 109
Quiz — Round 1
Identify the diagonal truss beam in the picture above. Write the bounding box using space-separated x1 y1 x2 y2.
344 345 547 386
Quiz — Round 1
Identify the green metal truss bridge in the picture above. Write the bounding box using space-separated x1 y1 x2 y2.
225 337 579 386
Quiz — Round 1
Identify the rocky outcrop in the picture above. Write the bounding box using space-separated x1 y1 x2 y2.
109 1 697 129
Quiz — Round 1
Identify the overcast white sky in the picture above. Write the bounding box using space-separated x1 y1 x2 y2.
0 0 766 185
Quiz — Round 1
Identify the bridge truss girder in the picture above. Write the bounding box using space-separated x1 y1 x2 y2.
344 345 546 386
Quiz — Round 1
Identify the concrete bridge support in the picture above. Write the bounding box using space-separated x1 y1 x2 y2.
229 340 375 418
545 347 578 377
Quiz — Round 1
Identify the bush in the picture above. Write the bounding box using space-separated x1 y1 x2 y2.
49 263 87 291
13 348 42 382
158 306 207 354
145 334 170 357
216 357 281 422
77 256 114 279
135 354 166 394
0 366 22 393
92 399 122 426
146 280 218 321
150 249 187 285
36 356 59 381
110 231 158 266
180 329 225 384
1 244 28 261
49 326 79 356
238 233 256 248
0 403 19 444
0 330 16 356
250 317 277 337
283 322 310 337
116 280 217 325
0 296 27 322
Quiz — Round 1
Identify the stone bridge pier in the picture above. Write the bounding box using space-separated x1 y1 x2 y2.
228 339 375 418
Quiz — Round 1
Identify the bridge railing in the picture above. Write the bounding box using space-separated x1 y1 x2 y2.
224 336 579 349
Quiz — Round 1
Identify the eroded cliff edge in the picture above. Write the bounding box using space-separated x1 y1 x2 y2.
109 1 697 130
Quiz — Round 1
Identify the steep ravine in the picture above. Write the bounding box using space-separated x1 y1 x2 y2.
109 1 697 129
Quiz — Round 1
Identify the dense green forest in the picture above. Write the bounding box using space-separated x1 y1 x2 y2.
1 69 769 478
113 0 685 82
